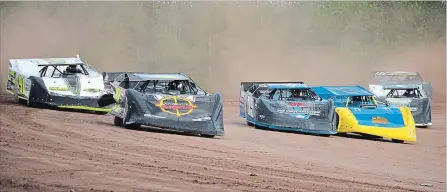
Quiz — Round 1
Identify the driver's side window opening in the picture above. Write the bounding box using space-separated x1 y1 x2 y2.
139 80 198 95
346 96 376 107
386 88 422 98
269 89 319 101
39 65 87 78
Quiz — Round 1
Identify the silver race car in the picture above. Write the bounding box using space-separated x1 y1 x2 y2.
369 71 432 127
6 55 111 113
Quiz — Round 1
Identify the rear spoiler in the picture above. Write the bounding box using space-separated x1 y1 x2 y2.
102 72 126 82
240 81 304 92
102 72 145 82
373 71 424 84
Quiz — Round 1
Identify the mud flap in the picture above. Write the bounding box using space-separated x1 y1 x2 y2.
98 94 115 107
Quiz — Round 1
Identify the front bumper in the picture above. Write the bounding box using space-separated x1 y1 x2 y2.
336 108 416 142
415 122 432 127
246 116 337 135
31 94 112 112
128 115 224 136
338 124 417 142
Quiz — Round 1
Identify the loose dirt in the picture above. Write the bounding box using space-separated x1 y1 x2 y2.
0 95 445 192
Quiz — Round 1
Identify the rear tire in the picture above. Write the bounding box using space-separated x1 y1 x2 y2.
19 98 35 108
200 134 215 138
392 139 404 143
114 116 124 126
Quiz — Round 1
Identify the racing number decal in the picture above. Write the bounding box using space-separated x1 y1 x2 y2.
16 75 25 95
247 97 255 118
114 87 122 102
375 72 387 76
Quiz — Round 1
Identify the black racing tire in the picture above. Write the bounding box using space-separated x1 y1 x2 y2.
247 121 254 126
125 123 141 129
122 100 139 129
18 98 27 105
114 116 124 126
392 139 405 143
200 134 215 138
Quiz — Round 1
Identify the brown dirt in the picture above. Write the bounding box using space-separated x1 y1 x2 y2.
0 95 445 192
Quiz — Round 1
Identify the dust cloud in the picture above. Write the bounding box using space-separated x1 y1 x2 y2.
0 2 445 102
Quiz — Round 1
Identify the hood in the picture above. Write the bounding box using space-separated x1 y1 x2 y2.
42 75 104 97
349 107 405 127
128 93 215 121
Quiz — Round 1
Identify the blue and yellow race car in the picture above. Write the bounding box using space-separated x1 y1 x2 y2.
311 86 416 143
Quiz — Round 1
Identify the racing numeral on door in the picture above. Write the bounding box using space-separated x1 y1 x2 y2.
16 75 25 95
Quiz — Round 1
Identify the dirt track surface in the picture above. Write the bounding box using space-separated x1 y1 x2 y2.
0 96 445 192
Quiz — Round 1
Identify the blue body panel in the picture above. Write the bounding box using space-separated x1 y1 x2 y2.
349 107 405 127
311 86 406 128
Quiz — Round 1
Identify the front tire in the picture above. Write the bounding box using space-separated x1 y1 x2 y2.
125 123 141 129
114 116 124 126
392 139 404 143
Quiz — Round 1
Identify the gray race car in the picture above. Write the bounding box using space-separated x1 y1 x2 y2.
97 72 224 138
239 82 337 135
369 71 432 127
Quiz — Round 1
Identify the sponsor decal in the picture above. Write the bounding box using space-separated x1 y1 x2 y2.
288 102 307 107
277 109 320 116
83 88 102 93
49 86 69 91
144 114 166 119
372 116 388 124
409 107 418 112
156 96 198 117
8 70 15 81
25 79 31 92
295 114 310 119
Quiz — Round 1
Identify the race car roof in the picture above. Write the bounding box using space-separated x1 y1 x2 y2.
135 73 190 81
312 86 374 97
9 58 85 66
382 84 419 89
267 83 309 89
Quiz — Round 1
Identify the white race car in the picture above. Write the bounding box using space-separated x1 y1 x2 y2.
6 54 112 113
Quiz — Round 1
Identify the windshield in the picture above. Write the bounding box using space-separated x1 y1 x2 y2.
268 88 320 101
39 65 88 78
139 79 200 95
385 88 422 98
346 96 376 108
